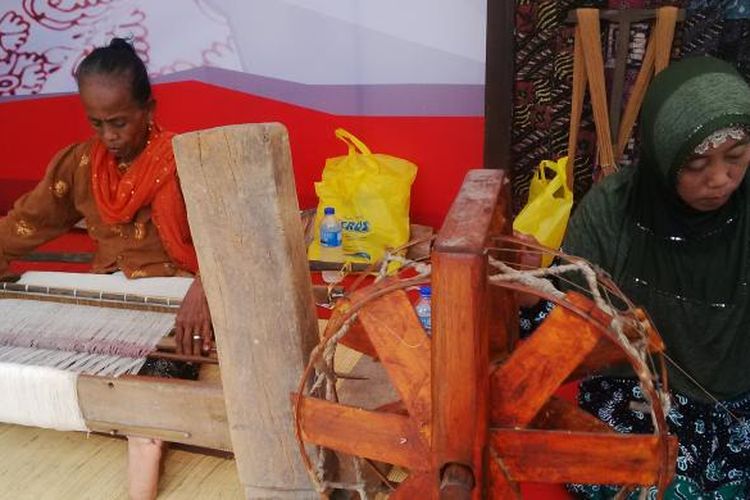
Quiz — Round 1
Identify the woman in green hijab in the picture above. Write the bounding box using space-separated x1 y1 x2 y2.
527 56 750 498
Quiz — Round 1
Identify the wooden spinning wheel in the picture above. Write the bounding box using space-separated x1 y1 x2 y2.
294 170 677 499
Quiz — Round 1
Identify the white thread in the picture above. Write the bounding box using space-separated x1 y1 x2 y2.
18 271 193 300
0 299 174 361
0 362 86 431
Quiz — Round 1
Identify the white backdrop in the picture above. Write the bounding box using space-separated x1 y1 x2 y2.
0 0 486 96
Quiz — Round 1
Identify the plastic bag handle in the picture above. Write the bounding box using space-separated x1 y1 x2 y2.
541 158 573 200
536 160 558 183
335 128 372 155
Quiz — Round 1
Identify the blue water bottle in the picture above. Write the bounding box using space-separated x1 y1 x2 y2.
319 207 343 263
415 285 432 335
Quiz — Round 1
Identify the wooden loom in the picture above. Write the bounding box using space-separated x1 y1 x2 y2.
294 168 679 498
1 123 323 498
0 275 229 437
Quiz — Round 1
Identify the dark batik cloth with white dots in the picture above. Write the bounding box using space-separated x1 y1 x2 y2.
138 358 199 379
519 302 750 499
570 377 750 499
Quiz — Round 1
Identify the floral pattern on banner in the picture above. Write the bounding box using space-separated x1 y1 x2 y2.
0 0 240 96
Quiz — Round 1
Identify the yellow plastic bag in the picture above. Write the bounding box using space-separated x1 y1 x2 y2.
308 129 417 268
512 157 573 267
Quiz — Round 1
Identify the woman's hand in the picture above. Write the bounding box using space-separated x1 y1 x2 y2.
174 276 213 355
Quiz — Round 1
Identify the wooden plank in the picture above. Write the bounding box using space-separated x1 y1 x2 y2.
530 396 612 434
435 170 504 255
491 429 677 486
78 375 231 450
576 9 616 172
356 289 432 433
654 7 680 73
296 395 429 471
490 294 601 427
488 448 521 499
390 472 432 500
0 422 241 500
483 0 515 173
432 251 488 500
173 123 319 498
567 27 587 188
487 184 517 359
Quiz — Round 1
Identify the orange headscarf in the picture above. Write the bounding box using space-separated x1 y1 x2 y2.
90 125 199 273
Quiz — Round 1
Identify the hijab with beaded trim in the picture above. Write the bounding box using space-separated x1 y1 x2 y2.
563 56 750 401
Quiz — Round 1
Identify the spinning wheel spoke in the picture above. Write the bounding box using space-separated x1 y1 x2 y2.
330 298 378 358
490 429 678 486
356 288 432 431
530 396 613 433
490 293 601 427
296 395 429 471
568 314 665 382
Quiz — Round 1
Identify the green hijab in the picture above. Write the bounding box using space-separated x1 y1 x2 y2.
564 56 750 402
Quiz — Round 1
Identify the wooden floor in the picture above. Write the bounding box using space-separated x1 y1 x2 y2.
0 423 242 500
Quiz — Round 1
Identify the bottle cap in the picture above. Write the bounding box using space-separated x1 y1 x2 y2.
419 285 431 297
324 207 335 215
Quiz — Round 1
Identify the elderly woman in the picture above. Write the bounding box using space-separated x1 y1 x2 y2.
0 38 210 499
522 56 750 499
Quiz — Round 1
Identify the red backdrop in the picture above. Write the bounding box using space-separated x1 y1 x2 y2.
0 80 484 230
0 80 574 499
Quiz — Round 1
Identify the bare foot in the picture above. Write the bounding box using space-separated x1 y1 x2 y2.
127 436 164 500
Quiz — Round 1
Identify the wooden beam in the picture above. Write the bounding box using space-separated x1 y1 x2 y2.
390 472 433 499
173 123 319 498
296 396 429 471
435 169 504 255
483 0 515 172
78 375 231 450
491 429 677 486
487 188 518 359
431 169 510 498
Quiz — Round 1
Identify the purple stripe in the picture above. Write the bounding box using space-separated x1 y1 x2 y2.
154 67 484 116
1 67 485 116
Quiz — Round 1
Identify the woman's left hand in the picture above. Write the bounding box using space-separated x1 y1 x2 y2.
174 276 213 356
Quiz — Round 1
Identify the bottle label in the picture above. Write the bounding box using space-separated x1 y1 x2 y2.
320 228 342 247
418 314 431 331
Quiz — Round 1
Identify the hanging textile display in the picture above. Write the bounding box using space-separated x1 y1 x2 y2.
511 0 750 214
